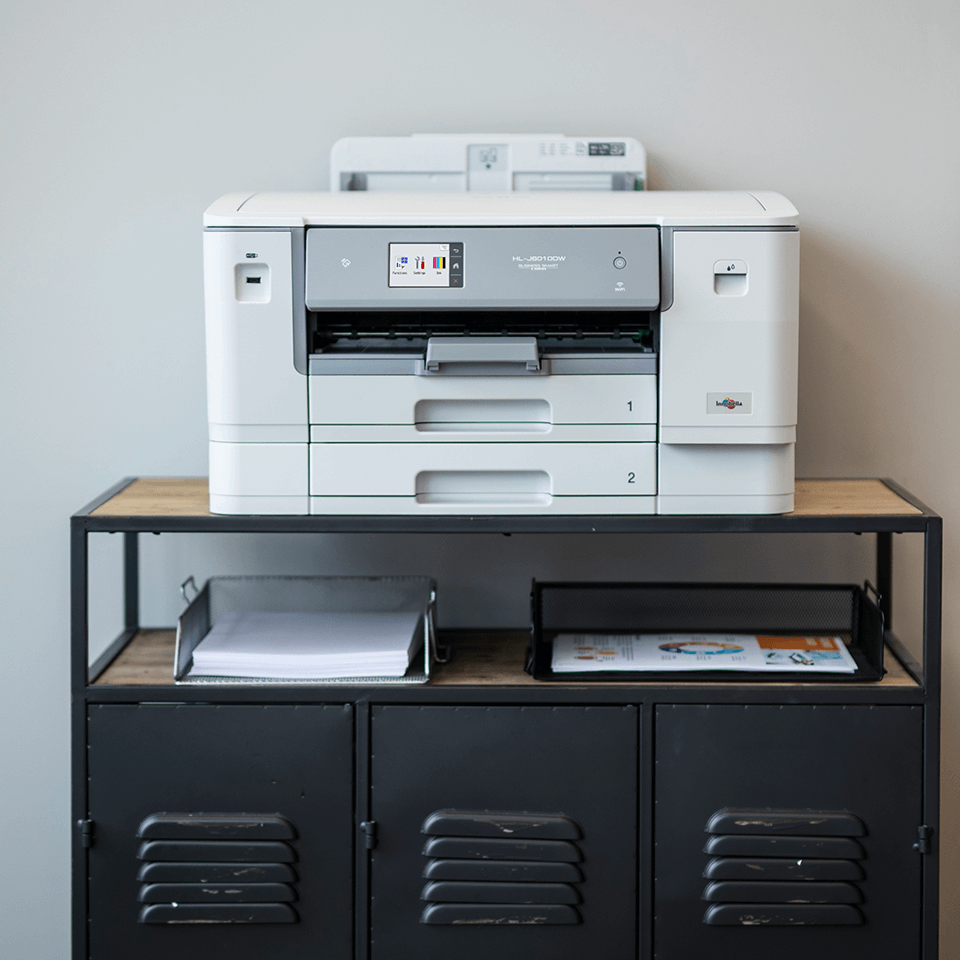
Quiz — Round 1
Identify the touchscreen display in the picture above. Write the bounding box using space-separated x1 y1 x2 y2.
389 242 463 287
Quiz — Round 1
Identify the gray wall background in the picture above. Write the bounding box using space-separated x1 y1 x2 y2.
2 0 958 955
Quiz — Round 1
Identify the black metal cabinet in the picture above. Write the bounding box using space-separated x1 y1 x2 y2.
368 705 638 960
654 704 924 960
86 704 354 960
71 478 942 960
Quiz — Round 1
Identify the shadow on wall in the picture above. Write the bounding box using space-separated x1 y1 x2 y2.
796 229 949 480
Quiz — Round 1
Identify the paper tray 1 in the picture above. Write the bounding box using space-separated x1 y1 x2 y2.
527 581 884 682
175 575 436 684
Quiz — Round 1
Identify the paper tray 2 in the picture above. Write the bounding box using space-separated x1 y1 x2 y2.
175 575 437 684
527 581 884 682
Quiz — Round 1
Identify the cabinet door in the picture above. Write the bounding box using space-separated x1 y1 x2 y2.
369 705 638 960
654 705 923 960
87 704 353 960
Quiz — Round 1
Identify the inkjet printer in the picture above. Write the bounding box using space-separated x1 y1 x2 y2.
203 191 799 515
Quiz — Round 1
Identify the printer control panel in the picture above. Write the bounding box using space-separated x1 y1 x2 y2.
305 226 659 311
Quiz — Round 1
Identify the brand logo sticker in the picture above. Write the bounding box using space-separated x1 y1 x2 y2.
707 392 752 414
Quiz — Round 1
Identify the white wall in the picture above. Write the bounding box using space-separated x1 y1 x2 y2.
1 0 958 955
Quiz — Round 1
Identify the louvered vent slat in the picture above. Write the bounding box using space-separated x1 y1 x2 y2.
420 809 584 926
137 839 297 862
136 812 300 925
137 861 298 883
703 903 863 927
137 813 296 839
423 858 583 883
701 808 866 927
704 810 865 837
703 880 861 904
138 882 298 904
138 903 298 924
421 811 581 839
703 834 864 859
421 903 580 925
422 880 581 904
421 836 582 862
703 856 862 882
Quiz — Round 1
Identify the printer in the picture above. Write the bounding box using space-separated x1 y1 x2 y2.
203 191 799 515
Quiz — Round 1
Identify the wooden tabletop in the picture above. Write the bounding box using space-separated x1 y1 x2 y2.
95 629 918 689
89 478 923 518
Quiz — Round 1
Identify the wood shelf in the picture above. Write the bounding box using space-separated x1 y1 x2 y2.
93 629 918 689
89 477 923 519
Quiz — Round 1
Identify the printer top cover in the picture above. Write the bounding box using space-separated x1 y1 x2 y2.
204 191 799 229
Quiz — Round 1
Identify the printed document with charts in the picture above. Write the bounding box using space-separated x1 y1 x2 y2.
551 634 858 673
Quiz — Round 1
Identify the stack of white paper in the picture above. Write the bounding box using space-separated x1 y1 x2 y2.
551 633 858 674
190 610 423 679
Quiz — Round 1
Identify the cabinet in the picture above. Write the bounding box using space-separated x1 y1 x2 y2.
654 704 924 959
86 705 353 960
71 478 941 959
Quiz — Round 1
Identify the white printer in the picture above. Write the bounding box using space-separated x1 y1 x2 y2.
203 191 799 515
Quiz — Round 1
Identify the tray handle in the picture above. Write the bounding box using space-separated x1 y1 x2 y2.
180 575 199 605
863 579 882 609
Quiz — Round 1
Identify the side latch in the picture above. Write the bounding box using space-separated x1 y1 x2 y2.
913 824 933 854
77 819 95 848
360 820 378 850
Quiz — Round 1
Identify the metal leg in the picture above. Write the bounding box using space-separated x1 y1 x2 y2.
876 531 892 628
921 516 942 959
124 531 139 630
922 518 942 695
355 700 371 960
70 518 89 960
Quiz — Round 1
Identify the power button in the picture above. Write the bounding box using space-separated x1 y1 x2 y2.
613 256 627 269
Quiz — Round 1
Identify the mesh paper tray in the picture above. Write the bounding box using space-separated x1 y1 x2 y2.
175 575 437 684
527 581 884 682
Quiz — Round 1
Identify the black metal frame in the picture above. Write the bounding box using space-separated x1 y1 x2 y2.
70 477 942 960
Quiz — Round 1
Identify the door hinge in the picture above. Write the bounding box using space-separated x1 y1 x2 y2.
913 824 933 854
360 820 378 850
77 819 95 848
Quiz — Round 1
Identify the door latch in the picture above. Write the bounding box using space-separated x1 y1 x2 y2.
77 819 95 848
360 820 378 850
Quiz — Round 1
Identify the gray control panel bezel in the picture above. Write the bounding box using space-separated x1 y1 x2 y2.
305 226 660 311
